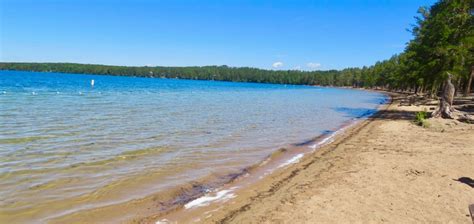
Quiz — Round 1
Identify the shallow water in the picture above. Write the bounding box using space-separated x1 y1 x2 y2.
0 70 387 223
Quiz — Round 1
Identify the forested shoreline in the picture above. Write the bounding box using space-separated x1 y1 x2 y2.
1 0 472 95
0 62 354 86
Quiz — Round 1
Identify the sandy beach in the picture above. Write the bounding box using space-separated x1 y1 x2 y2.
156 93 474 224
2 1 473 223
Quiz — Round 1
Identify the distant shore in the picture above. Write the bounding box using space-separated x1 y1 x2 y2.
149 92 474 223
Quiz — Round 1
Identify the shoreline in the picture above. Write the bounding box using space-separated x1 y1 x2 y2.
150 92 474 223
150 119 368 223
1 71 390 224
45 90 390 224
141 91 393 223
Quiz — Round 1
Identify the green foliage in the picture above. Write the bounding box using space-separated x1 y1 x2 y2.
415 110 430 127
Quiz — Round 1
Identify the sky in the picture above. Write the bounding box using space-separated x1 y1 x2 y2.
0 0 437 70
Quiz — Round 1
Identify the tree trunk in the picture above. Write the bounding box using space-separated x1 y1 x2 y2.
430 85 438 99
432 73 456 119
464 66 473 96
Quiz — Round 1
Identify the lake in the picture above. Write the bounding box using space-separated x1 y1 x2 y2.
0 70 387 223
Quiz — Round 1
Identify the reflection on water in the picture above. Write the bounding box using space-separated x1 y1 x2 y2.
0 70 387 223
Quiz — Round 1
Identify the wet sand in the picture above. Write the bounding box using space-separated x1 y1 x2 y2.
152 93 474 223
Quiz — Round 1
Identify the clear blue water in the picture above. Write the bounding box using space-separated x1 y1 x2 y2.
0 70 387 222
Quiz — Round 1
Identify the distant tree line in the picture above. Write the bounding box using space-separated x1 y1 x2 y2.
0 62 350 86
0 0 472 95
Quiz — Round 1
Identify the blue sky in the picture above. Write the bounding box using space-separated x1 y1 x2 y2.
1 0 437 70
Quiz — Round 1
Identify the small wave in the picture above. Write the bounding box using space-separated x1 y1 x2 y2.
69 146 172 168
277 153 304 168
184 188 237 209
0 136 51 144
310 134 335 150
0 146 172 179
309 123 354 151
155 219 173 224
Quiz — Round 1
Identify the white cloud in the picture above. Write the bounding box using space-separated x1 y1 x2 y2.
306 62 321 70
272 61 284 68
293 66 302 70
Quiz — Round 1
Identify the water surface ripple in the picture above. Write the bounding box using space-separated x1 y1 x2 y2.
0 71 387 223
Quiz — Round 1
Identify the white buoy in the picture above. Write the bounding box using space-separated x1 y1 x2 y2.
91 79 95 87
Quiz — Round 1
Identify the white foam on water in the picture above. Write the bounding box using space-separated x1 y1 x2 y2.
184 188 236 209
155 219 168 224
277 153 303 168
309 124 354 151
155 219 175 224
312 134 335 150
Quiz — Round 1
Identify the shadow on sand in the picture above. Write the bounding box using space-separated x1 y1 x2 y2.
454 177 474 188
334 106 416 121
372 109 416 121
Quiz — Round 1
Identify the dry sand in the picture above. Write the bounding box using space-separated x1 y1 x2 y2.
180 93 474 224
